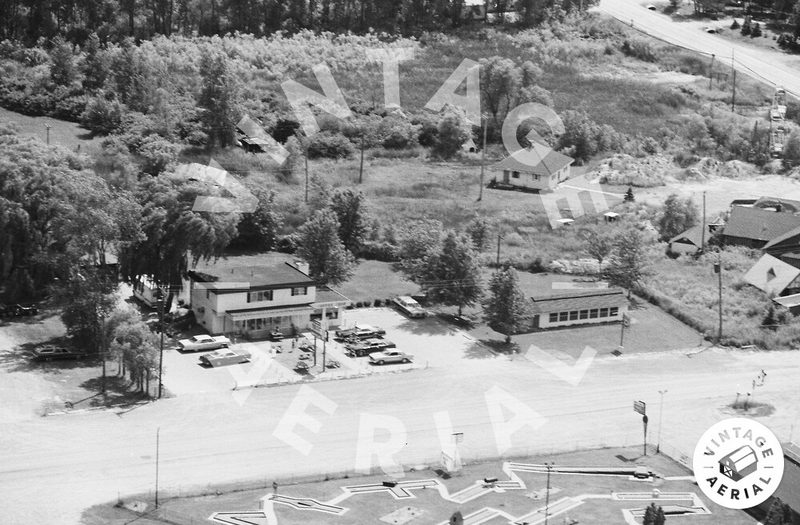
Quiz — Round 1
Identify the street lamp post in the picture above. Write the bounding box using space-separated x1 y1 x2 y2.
657 389 667 453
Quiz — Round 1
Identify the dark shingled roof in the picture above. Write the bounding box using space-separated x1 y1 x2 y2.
722 206 800 243
530 288 627 314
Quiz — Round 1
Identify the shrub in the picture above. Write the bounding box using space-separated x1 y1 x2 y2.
306 131 355 159
358 241 399 262
751 23 762 38
81 95 123 135
377 116 419 149
621 38 658 62
730 19 740 30
138 136 178 176
276 234 299 253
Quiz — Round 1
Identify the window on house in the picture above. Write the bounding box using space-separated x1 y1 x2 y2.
600 308 609 317
248 290 274 302
569 311 578 321
291 287 307 296
610 307 619 316
206 290 210 299
579 310 589 319
533 174 540 180
549 313 558 323
512 171 520 179
559 312 568 322
589 309 599 319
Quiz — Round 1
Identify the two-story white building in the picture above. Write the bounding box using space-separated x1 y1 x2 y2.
187 262 350 339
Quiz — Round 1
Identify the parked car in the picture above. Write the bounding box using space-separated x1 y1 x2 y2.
199 349 251 367
326 359 341 369
177 334 231 352
369 350 414 365
294 360 310 371
13 304 39 316
392 296 427 318
33 345 86 361
346 338 397 357
269 328 283 341
334 325 386 341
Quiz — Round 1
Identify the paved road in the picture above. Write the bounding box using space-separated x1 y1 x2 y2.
2 345 799 524
596 0 800 98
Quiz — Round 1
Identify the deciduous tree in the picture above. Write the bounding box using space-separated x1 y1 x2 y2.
657 194 698 241
296 209 355 286
329 189 368 254
198 51 241 148
605 228 650 298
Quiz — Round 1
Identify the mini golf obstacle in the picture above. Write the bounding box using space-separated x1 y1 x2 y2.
208 462 705 525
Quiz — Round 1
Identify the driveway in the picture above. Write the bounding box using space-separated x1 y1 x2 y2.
597 0 800 96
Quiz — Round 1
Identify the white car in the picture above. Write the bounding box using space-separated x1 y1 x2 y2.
199 349 251 367
392 296 427 318
178 334 231 352
369 350 414 365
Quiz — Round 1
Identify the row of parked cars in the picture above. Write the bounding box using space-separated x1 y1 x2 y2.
334 324 413 364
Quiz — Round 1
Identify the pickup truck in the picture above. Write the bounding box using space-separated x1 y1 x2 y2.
346 338 396 357
177 334 231 352
369 350 413 365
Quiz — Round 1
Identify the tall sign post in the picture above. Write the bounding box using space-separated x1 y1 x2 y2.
634 400 647 456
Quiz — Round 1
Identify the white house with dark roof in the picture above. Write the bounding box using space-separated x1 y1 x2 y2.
743 254 800 296
187 262 350 339
528 288 628 330
494 142 574 192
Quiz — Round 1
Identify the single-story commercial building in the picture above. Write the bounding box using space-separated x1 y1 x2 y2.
528 288 628 330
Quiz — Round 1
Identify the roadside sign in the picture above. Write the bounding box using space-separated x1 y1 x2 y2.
311 320 328 341
634 400 646 415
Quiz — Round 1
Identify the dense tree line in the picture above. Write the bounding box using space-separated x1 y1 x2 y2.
0 0 598 44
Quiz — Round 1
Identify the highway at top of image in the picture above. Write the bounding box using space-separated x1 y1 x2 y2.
597 0 800 98
1 346 799 524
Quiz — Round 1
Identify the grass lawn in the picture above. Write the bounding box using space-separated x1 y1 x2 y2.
83 446 756 525
0 106 102 155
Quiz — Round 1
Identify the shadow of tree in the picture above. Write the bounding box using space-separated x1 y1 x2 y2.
0 338 100 374
78 376 152 408
478 339 521 355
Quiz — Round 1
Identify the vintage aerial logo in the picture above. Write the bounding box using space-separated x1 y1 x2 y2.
692 418 784 509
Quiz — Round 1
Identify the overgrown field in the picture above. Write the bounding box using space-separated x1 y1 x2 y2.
640 247 800 349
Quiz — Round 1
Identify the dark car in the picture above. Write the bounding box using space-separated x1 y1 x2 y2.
335 325 386 341
346 338 397 357
33 345 86 361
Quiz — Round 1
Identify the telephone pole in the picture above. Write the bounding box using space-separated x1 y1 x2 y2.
701 191 706 252
358 132 365 184
714 250 723 344
478 114 487 202
544 462 552 525
45 123 51 145
731 50 736 113
157 287 165 399
708 54 715 90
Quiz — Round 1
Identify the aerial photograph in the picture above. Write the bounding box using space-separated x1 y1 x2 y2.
1 0 800 524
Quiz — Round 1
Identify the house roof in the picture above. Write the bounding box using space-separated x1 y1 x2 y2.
188 262 315 291
530 288 627 314
773 293 800 308
743 254 800 295
313 286 351 307
754 196 800 213
495 142 574 177
763 225 800 252
669 225 704 247
236 115 269 139
722 206 800 243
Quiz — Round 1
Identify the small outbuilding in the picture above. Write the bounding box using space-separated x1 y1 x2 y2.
668 225 705 255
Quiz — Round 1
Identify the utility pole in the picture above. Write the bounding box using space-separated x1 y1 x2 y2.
155 427 160 508
708 54 715 90
701 191 706 252
478 114 487 202
157 288 165 399
358 132 365 184
45 123 51 145
304 146 309 204
731 50 736 113
657 389 667 453
714 250 723 344
496 232 502 265
544 463 552 525
619 313 626 352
